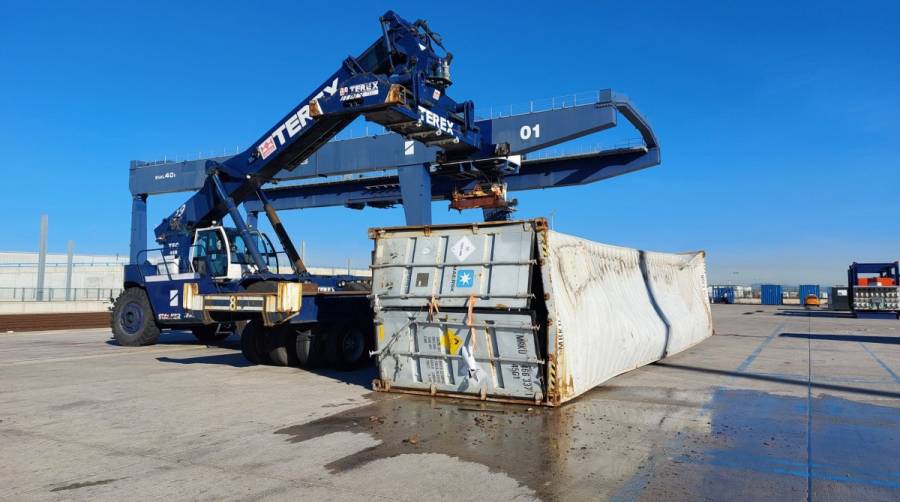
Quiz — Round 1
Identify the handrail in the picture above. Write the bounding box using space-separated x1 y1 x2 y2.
0 261 128 268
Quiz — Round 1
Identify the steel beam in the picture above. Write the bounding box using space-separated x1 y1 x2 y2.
245 147 657 215
128 94 649 197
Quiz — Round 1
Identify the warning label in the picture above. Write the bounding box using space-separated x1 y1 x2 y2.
450 236 476 262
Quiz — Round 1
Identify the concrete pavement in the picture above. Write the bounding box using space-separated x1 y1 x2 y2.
1 305 899 501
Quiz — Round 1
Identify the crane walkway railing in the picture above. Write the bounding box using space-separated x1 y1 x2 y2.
134 90 626 164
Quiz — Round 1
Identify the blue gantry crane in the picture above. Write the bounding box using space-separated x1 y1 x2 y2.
118 11 661 368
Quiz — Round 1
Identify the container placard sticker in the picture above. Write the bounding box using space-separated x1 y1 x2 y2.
440 329 463 354
450 236 475 262
455 269 475 288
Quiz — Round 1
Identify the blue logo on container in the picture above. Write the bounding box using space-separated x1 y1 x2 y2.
455 269 475 288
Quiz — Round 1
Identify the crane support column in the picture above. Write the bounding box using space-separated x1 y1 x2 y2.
130 194 147 265
398 165 432 225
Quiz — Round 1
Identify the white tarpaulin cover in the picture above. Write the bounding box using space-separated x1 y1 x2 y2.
540 230 712 403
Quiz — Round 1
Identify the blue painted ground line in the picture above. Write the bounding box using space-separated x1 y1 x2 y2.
859 342 900 385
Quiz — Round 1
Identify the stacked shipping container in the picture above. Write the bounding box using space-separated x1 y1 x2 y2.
760 284 783 305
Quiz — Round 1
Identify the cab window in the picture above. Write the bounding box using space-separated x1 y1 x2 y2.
194 229 228 277
229 233 254 264
254 232 279 270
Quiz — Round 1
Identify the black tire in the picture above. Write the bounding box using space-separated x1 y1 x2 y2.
111 287 161 347
295 326 325 369
239 320 269 365
191 324 231 343
266 326 298 367
326 322 370 370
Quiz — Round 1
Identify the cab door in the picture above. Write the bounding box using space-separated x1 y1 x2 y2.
190 227 231 280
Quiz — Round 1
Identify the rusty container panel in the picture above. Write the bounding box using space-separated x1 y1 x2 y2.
369 222 536 310
375 310 544 401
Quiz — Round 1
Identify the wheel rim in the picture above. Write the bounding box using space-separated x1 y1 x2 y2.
120 302 144 334
341 329 365 363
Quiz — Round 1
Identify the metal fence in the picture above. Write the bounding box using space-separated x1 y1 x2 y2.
0 261 127 269
0 288 122 302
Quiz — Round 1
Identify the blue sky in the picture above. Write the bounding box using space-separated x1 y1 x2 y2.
1 1 898 285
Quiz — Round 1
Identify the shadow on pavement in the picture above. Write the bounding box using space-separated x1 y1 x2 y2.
653 361 900 399
156 353 253 367
155 352 377 387
306 366 378 387
105 330 241 349
775 309 855 319
105 329 376 387
780 332 900 345
151 340 378 389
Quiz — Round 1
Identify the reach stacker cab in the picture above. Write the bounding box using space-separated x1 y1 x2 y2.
116 218 373 367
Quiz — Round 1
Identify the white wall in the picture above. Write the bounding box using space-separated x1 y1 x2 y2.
0 252 370 291
0 252 126 289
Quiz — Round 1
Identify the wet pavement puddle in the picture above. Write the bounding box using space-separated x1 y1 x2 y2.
618 389 900 500
275 387 900 500
276 392 619 499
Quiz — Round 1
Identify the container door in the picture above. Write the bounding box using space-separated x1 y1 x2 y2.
375 310 544 401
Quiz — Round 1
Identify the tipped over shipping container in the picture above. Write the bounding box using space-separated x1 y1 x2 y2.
368 219 713 406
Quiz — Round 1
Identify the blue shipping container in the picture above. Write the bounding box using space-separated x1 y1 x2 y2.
711 286 735 304
761 284 783 305
799 284 820 301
